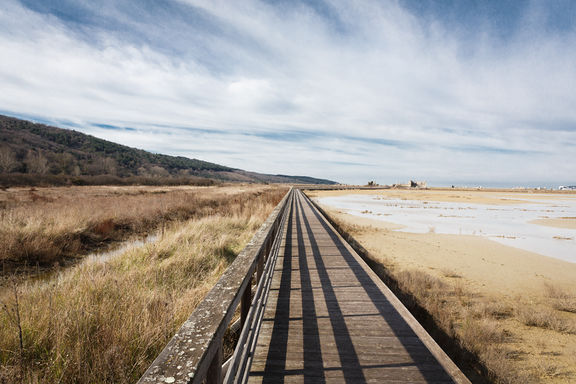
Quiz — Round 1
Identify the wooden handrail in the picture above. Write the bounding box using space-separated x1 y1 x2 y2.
223 191 292 383
137 188 293 384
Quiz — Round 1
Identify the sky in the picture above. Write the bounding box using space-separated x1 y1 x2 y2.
1 0 575 186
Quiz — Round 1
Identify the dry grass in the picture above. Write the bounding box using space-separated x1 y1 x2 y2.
377 265 575 383
545 283 576 313
517 307 576 334
480 348 536 384
0 185 287 383
441 269 463 279
459 318 510 353
0 185 284 268
381 267 524 383
384 265 576 383
386 269 551 383
468 301 514 320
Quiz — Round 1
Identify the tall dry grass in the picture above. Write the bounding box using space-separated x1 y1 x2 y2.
517 306 576 334
545 283 576 314
391 270 576 384
0 185 284 268
0 185 287 383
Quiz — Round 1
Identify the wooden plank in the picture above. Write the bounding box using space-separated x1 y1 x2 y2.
248 190 470 384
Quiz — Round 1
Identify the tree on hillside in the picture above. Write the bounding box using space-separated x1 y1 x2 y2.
149 165 170 177
24 150 49 174
85 156 118 176
52 152 76 175
0 146 18 173
101 157 117 175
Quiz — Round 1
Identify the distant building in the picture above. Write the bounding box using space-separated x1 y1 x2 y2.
410 180 427 188
559 185 576 190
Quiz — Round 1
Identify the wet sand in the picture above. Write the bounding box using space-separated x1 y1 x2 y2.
310 188 576 263
310 188 576 206
531 217 576 230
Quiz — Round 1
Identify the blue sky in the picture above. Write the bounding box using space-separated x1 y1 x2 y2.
1 0 575 186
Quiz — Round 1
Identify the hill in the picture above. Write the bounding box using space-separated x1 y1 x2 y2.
0 115 337 186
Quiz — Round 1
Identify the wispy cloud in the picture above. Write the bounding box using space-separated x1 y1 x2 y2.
1 0 575 185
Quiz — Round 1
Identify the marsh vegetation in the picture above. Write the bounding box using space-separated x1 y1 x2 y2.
0 184 287 383
0 185 282 270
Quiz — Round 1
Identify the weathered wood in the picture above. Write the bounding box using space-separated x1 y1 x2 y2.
306 191 472 384
137 189 292 384
241 276 252 327
138 187 470 384
247 190 471 384
256 255 264 282
223 194 294 384
206 344 223 384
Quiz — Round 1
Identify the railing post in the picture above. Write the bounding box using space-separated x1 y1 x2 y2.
241 276 252 326
206 343 223 384
265 236 272 258
256 251 265 282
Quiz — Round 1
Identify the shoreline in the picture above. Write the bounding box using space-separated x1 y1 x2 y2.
308 188 576 263
307 187 576 205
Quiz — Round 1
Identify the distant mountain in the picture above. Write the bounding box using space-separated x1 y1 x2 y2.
0 115 337 186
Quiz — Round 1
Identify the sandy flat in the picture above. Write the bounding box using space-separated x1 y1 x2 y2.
325 209 576 298
530 217 576 230
307 188 576 206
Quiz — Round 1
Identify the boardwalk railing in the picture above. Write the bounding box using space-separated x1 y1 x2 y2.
137 188 293 384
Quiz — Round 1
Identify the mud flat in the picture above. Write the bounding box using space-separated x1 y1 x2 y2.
312 189 576 263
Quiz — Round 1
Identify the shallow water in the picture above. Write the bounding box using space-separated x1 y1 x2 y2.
1 233 159 289
84 233 158 263
316 194 576 263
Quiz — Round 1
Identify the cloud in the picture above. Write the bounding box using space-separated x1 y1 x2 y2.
0 0 575 185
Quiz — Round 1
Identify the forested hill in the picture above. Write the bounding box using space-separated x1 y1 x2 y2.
0 115 337 186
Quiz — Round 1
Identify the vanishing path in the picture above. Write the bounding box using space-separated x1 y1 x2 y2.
137 188 470 384
248 190 467 383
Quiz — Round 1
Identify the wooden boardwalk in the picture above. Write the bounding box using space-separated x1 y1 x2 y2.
248 190 467 383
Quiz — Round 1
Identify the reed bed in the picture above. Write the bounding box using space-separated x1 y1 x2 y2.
0 185 283 268
0 185 287 383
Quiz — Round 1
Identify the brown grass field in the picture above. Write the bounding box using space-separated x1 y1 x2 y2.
309 189 576 384
0 185 286 270
0 184 287 383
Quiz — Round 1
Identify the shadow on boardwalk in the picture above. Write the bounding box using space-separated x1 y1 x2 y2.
250 191 461 383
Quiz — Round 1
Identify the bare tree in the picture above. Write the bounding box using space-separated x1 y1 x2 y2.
85 156 117 176
24 150 49 174
101 157 117 175
53 152 75 174
149 165 170 177
0 146 18 173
